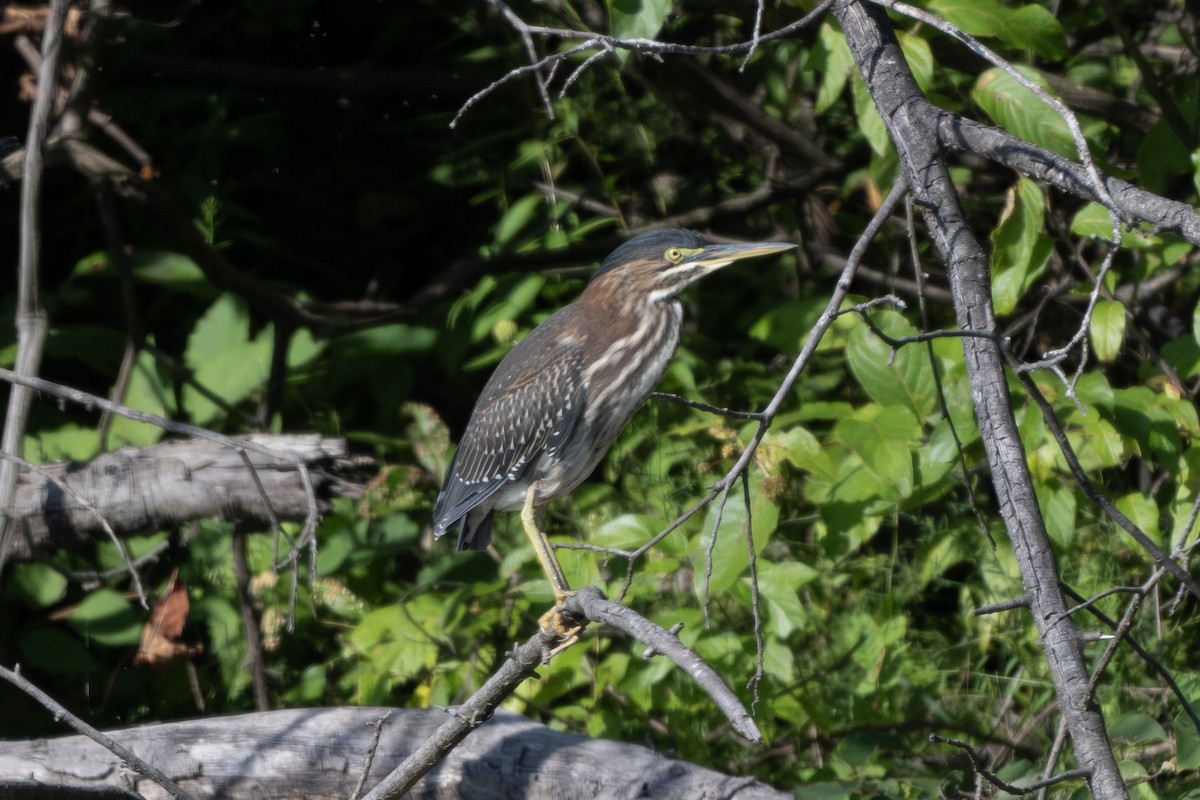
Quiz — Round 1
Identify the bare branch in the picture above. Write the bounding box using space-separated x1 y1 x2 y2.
451 0 833 126
362 586 760 799
930 734 1090 795
0 1 71 579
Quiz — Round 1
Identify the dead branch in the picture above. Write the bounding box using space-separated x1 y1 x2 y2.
6 435 368 562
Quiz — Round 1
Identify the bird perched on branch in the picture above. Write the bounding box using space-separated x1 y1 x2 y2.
433 228 796 627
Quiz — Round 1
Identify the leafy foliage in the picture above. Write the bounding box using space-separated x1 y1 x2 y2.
1 0 1199 797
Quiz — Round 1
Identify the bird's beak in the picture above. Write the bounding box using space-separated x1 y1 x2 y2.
686 240 798 270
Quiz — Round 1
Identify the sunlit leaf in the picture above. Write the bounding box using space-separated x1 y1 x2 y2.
67 589 142 647
973 67 1075 159
927 0 1066 59
182 293 274 426
694 473 779 598
1089 300 1126 363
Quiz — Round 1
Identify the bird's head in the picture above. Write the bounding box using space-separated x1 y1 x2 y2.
589 228 796 302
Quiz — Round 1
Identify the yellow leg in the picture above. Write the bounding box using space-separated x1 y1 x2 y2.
521 483 579 642
520 482 571 602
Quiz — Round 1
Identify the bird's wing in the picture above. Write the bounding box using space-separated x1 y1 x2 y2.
432 326 586 537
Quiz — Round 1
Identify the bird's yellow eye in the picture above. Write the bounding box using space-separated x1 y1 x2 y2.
665 247 684 263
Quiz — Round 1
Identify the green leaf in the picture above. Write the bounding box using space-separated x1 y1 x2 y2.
67 589 142 647
1138 118 1194 194
468 274 547 346
492 193 543 248
1165 334 1200 379
694 473 779 598
1176 709 1200 770
348 600 441 681
608 0 673 53
755 561 820 638
897 32 934 93
1191 297 1200 352
749 296 827 352
845 311 936 418
18 627 103 675
592 513 664 550
72 249 209 293
286 326 325 369
990 178 1050 315
991 178 1044 271
109 346 172 448
837 406 921 499
852 72 891 157
1072 409 1128 470
1070 202 1158 249
26 423 99 462
1109 713 1167 743
1089 300 1126 363
973 67 1075 159
926 0 1066 59
1036 483 1076 551
813 22 854 116
1114 493 1160 541
5 563 68 607
182 293 274 426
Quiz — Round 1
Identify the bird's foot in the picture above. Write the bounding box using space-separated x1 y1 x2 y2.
539 593 582 652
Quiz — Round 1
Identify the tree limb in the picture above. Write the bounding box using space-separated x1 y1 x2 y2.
833 0 1128 796
0 707 786 800
6 435 367 562
364 586 761 799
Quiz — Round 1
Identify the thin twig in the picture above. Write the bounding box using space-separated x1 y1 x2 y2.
1060 583 1200 737
906 195 992 544
451 0 833 127
232 524 270 712
0 2 71 578
351 710 393 800
930 734 1090 795
1013 366 1200 601
741 471 765 705
649 392 764 420
1083 568 1166 705
866 0 1126 235
486 0 555 119
738 0 767 71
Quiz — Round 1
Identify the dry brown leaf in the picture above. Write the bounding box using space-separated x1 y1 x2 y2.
134 569 203 668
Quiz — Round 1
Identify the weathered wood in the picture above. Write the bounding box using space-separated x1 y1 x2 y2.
0 707 788 800
6 435 369 560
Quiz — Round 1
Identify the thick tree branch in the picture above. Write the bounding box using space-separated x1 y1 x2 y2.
5 435 366 562
0 707 786 800
928 110 1200 245
832 1 1128 797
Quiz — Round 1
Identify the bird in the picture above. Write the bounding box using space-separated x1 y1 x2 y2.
432 228 797 624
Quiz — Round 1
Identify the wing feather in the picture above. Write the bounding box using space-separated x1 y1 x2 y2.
433 318 586 536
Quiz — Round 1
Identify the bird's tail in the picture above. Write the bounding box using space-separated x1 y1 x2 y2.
456 511 494 552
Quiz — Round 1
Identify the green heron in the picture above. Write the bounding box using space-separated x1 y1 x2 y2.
433 229 796 619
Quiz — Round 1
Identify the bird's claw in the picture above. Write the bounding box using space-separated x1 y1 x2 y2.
539 594 582 654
